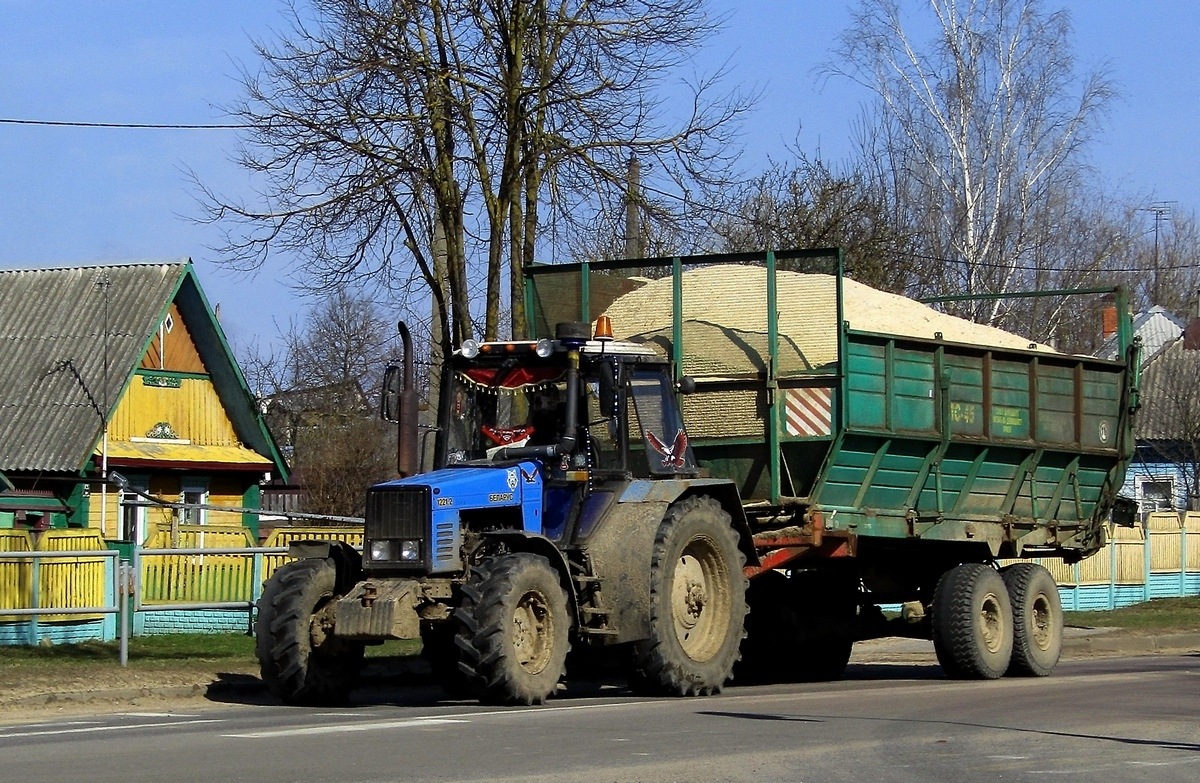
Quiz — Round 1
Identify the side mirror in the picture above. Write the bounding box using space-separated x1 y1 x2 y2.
597 362 619 418
381 364 402 423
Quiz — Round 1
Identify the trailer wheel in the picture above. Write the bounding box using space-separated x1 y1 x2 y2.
630 496 748 696
797 638 854 682
734 571 795 683
454 552 570 705
255 558 363 705
1003 563 1062 677
931 563 1013 680
736 570 854 684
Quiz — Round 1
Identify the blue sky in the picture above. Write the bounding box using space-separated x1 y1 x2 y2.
1 1 1196 353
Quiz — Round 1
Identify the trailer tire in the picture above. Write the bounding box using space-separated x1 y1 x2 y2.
735 571 794 683
797 638 854 682
932 563 1013 680
1002 563 1062 677
454 553 570 705
255 558 363 705
736 571 854 684
630 496 748 696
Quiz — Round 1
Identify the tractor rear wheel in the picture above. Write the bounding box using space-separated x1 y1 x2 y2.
630 496 747 696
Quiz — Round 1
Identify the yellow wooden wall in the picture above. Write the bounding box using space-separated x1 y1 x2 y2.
108 376 241 446
140 302 207 374
87 475 251 541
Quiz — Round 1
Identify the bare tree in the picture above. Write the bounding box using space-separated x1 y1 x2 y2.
249 290 399 517
827 0 1114 324
198 0 749 357
711 155 920 292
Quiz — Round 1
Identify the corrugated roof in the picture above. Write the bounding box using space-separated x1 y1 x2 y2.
1098 306 1184 364
1134 338 1200 442
0 262 188 472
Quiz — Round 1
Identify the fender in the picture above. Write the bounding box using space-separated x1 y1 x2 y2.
479 529 580 622
287 539 363 595
618 478 759 567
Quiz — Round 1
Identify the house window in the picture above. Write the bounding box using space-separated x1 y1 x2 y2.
181 479 209 525
1137 476 1175 513
120 476 150 543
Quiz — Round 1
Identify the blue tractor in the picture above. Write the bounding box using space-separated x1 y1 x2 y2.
255 321 753 705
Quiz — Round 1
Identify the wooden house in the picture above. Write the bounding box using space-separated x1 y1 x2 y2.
0 261 288 543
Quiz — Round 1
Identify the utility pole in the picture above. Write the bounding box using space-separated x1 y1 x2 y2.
95 273 112 537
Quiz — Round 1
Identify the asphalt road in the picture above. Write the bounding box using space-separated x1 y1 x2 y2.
3 655 1198 783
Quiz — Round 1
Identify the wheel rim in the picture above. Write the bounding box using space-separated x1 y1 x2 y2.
1030 592 1053 651
978 591 1005 654
511 589 554 675
670 535 732 662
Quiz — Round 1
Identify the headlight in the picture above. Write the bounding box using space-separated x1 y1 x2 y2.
400 540 421 561
459 339 480 358
368 540 392 561
534 338 553 358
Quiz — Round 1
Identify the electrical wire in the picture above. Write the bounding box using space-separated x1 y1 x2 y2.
4 116 1194 275
636 180 1200 275
0 117 243 129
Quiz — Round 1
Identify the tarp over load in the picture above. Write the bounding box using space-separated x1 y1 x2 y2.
600 265 1052 379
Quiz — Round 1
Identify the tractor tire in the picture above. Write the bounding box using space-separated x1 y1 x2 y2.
421 620 474 698
1003 563 1063 677
630 496 748 696
454 552 571 705
931 563 1013 680
255 558 363 705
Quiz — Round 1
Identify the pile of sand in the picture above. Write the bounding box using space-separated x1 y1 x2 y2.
602 265 1049 376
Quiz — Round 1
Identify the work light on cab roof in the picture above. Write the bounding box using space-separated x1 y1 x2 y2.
456 337 554 358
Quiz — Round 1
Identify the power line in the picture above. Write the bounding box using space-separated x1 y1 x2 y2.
0 117 243 129
636 181 1200 275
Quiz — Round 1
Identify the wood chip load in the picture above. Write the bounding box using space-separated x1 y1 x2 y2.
600 264 1052 439
602 264 1052 379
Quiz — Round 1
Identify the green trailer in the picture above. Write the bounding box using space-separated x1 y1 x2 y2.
525 248 1139 681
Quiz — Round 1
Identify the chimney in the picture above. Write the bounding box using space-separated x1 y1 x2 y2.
1100 302 1118 341
1185 318 1200 350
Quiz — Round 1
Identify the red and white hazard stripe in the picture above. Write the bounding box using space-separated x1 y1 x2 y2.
785 387 834 437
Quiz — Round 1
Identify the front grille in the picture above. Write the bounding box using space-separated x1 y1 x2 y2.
364 486 431 569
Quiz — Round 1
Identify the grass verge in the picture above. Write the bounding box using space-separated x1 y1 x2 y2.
1064 596 1200 634
0 633 421 686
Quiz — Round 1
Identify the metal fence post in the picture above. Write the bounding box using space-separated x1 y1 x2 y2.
249 551 264 635
1108 537 1117 610
119 560 129 667
28 555 40 646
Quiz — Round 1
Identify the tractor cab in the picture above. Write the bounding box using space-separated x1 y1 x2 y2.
408 321 699 482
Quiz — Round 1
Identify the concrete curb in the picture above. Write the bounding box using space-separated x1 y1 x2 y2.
1062 631 1200 656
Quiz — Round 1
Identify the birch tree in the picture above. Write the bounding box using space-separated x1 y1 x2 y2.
827 0 1113 323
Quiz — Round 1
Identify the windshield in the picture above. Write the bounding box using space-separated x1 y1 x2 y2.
445 366 566 463
628 367 697 476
